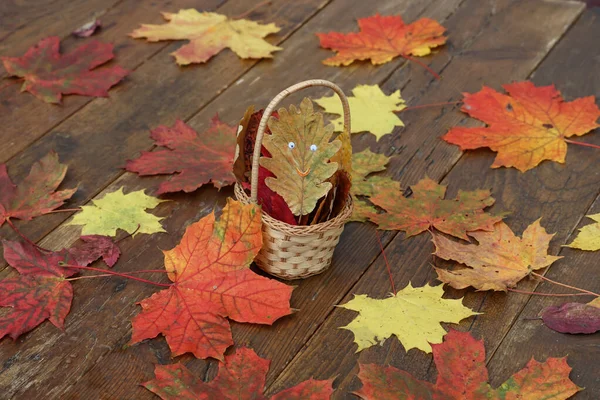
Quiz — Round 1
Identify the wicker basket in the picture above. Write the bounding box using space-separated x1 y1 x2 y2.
235 79 353 280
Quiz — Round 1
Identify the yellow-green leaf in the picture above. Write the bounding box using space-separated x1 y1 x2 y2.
68 188 166 237
260 98 341 216
314 84 406 140
565 213 600 251
338 282 478 353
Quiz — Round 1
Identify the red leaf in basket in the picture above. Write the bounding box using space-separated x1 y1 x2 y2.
1 36 128 103
126 116 237 194
0 151 77 227
130 199 293 360
143 347 334 400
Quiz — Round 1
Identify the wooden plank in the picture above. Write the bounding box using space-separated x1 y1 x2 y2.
0 0 227 164
0 0 330 270
268 0 590 397
483 8 600 393
0 0 471 397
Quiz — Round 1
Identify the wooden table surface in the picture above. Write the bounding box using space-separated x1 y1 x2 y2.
1 0 599 398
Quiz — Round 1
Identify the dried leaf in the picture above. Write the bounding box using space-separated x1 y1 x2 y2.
73 19 101 37
434 220 562 291
260 98 341 216
126 117 237 194
565 213 600 251
317 14 446 66
368 176 504 239
68 235 121 267
356 330 581 399
1 36 128 103
143 347 333 399
130 10 281 65
131 200 293 360
541 300 600 334
443 82 600 172
315 85 405 140
67 187 166 237
0 151 77 227
338 282 478 353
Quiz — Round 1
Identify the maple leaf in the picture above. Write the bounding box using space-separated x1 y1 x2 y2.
338 282 477 353
442 81 600 172
130 10 281 65
541 299 600 334
68 235 121 267
1 36 129 104
565 213 600 251
356 329 581 400
367 176 504 239
0 240 77 340
314 84 406 140
126 117 237 194
260 98 342 216
0 151 77 227
317 14 446 66
67 187 166 237
130 199 293 360
144 347 333 399
434 220 562 291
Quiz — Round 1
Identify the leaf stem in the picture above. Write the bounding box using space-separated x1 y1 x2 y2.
375 230 396 295
59 263 171 287
401 101 461 113
233 0 271 20
507 288 594 297
564 139 600 150
401 54 441 80
46 208 82 214
116 224 140 243
66 269 168 281
5 218 52 252
530 271 599 297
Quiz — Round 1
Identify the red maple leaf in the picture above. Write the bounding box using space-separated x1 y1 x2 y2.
126 117 237 194
68 235 121 267
0 151 77 227
143 347 334 399
317 14 446 66
130 199 293 360
0 240 76 340
356 330 581 399
1 36 129 103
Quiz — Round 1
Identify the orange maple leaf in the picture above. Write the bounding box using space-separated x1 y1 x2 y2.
443 81 600 172
316 14 446 66
130 199 293 360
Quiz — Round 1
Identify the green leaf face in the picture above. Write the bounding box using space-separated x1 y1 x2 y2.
260 98 341 216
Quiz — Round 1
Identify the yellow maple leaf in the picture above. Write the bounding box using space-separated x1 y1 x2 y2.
68 187 167 237
314 85 406 141
338 282 478 353
565 213 600 251
130 10 281 65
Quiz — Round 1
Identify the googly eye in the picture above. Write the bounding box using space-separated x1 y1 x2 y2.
310 144 318 152
288 142 296 149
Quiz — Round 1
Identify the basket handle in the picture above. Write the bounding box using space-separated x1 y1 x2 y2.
250 79 351 203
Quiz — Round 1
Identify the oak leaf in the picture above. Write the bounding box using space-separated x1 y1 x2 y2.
338 282 477 353
317 14 446 66
144 347 333 399
130 200 293 360
314 84 406 140
1 36 128 103
565 213 600 251
260 98 341 216
130 10 281 65
356 329 581 399
126 117 237 194
541 299 600 334
67 187 166 237
368 176 504 239
443 81 600 172
0 151 77 227
434 220 562 291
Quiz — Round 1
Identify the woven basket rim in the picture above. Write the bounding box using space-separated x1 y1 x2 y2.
234 183 353 236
